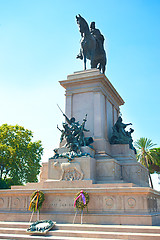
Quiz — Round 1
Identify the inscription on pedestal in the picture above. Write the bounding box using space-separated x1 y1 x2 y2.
42 196 74 210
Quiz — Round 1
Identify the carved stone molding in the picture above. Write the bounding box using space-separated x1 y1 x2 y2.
12 198 20 209
105 197 114 208
127 197 136 208
0 198 4 208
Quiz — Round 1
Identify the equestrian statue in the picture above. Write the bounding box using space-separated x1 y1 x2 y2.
76 14 107 74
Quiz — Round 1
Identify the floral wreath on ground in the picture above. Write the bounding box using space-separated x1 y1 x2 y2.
74 190 89 211
27 220 55 234
28 190 45 212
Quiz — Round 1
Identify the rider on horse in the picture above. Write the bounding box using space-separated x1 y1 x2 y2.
77 21 105 60
76 14 107 74
90 22 105 53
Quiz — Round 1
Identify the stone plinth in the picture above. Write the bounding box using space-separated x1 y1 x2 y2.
57 146 95 158
110 144 149 187
122 161 149 187
1 186 160 225
43 156 149 187
111 144 137 161
48 156 96 182
59 69 124 155
96 158 121 182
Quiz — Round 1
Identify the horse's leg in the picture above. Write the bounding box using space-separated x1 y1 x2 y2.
84 55 86 70
97 63 101 71
102 64 106 74
91 59 97 69
102 55 107 74
90 49 96 69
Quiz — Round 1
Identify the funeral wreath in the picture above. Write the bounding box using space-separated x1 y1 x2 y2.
27 220 55 234
74 190 89 211
28 190 45 212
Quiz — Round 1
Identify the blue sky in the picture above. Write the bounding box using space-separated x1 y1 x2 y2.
0 0 160 189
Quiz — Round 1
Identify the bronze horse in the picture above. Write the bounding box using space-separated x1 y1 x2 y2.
76 14 107 74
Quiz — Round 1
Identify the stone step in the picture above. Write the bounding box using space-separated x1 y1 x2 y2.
0 222 160 239
0 227 27 234
94 181 137 187
0 233 108 240
55 223 160 234
0 230 160 240
43 229 160 239
0 222 30 229
1 222 160 234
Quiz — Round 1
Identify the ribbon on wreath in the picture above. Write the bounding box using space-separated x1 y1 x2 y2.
28 190 40 211
74 190 86 207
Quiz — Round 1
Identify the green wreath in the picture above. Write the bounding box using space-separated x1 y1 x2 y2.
74 190 89 211
29 190 45 212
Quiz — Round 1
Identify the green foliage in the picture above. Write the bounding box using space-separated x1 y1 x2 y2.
0 178 18 189
0 124 43 187
135 137 160 174
149 148 160 173
0 178 8 189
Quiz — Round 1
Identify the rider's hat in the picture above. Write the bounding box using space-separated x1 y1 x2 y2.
90 21 95 29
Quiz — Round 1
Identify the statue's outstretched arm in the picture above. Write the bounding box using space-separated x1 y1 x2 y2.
83 128 90 132
63 114 71 125
126 123 132 127
57 124 62 132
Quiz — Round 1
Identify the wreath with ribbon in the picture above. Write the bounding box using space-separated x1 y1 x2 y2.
28 190 45 212
74 190 89 211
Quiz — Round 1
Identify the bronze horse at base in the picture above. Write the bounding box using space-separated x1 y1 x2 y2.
76 14 107 74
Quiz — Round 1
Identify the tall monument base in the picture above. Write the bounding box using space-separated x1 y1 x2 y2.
0 70 160 225
1 178 160 225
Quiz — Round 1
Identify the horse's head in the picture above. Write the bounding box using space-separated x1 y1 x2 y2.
76 14 89 35
76 14 81 24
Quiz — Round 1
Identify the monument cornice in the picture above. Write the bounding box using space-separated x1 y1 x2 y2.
59 69 124 107
7 187 158 195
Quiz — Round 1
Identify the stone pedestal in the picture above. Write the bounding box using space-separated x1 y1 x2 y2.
59 69 124 155
96 158 121 182
1 69 160 225
48 156 96 182
58 69 149 187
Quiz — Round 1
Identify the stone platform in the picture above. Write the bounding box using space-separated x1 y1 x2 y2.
0 69 160 226
0 182 160 225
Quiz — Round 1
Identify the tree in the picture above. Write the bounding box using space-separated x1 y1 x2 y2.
0 124 43 187
149 147 160 173
135 137 160 188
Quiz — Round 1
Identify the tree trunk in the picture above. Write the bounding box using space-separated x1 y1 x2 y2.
144 154 153 189
0 166 4 179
